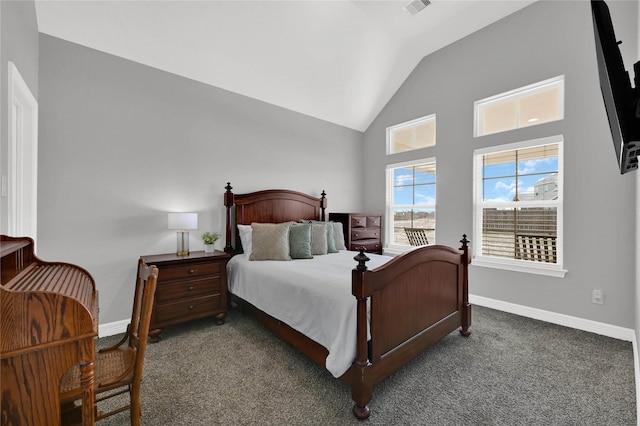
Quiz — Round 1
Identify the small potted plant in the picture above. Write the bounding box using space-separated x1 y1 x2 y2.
201 231 220 253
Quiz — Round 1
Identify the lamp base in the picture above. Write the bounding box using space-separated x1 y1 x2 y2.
176 230 190 256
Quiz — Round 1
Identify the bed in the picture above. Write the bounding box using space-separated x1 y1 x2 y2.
223 183 471 419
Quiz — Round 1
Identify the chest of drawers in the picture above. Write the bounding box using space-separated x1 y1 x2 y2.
140 250 230 342
329 213 383 254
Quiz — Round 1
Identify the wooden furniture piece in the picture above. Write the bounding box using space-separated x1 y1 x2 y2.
60 259 158 426
223 183 471 419
404 227 430 246
140 250 230 342
1 235 98 426
328 213 382 254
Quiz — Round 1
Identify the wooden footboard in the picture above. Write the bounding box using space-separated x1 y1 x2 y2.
347 236 471 419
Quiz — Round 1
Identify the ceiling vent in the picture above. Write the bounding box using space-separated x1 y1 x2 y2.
403 0 431 15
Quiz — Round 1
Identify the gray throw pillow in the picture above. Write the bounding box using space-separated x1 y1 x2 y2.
310 223 328 255
305 220 338 253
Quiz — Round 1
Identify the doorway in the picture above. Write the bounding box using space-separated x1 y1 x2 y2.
7 61 38 242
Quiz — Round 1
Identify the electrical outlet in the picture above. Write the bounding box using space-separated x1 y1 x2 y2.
592 289 604 305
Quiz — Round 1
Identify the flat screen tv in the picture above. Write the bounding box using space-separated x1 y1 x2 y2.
591 0 640 174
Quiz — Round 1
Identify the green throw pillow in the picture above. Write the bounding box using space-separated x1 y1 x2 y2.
289 222 313 259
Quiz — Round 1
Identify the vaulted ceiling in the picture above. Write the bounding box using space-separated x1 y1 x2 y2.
34 0 536 131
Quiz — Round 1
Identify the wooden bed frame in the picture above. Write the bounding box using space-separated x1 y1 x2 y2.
223 183 471 419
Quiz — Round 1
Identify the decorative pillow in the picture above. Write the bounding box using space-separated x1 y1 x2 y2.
325 221 338 253
305 220 338 253
289 222 313 259
332 221 346 250
310 223 328 255
237 224 252 257
250 222 292 261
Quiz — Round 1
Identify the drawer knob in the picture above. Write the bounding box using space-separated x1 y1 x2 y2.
189 305 195 310
188 286 194 291
188 269 195 274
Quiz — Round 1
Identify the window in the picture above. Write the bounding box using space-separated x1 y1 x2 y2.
387 114 435 154
473 136 565 277
474 76 564 137
386 159 436 251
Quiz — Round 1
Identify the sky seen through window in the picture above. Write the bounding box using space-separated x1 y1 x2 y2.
482 157 558 202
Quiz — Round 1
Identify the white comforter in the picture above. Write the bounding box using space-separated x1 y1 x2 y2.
227 250 392 378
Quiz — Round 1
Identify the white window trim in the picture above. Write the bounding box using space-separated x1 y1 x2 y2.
385 157 436 255
472 135 566 278
474 75 565 138
386 114 436 155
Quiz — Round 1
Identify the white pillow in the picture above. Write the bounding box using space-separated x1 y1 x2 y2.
333 221 346 250
237 224 252 257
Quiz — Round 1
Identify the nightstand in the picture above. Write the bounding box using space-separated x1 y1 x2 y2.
140 250 230 343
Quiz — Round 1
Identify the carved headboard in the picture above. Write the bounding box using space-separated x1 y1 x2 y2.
223 182 326 253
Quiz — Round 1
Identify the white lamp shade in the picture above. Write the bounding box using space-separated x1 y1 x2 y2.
168 212 198 230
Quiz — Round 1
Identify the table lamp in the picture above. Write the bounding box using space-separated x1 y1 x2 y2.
168 212 198 256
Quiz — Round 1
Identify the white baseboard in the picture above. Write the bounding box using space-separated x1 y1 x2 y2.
469 294 635 341
99 319 129 337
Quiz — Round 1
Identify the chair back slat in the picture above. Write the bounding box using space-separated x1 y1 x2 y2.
404 228 429 246
515 234 557 263
131 260 158 392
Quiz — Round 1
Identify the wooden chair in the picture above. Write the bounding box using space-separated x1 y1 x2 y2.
515 234 557 263
404 228 430 246
60 259 159 426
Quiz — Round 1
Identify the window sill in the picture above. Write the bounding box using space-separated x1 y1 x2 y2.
472 256 567 278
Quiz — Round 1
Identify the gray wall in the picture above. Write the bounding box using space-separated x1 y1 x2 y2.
363 1 637 328
0 0 39 233
37 35 364 323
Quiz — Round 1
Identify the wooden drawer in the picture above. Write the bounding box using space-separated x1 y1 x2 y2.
155 277 220 304
350 240 382 253
155 294 222 325
350 216 366 228
367 216 381 227
159 262 221 282
351 228 380 240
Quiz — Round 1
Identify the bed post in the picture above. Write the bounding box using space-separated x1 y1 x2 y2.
459 234 472 337
320 190 327 221
350 248 372 420
224 182 234 253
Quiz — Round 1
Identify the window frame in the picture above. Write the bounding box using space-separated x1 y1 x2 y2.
386 114 436 155
385 157 436 255
472 135 566 277
474 75 565 137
